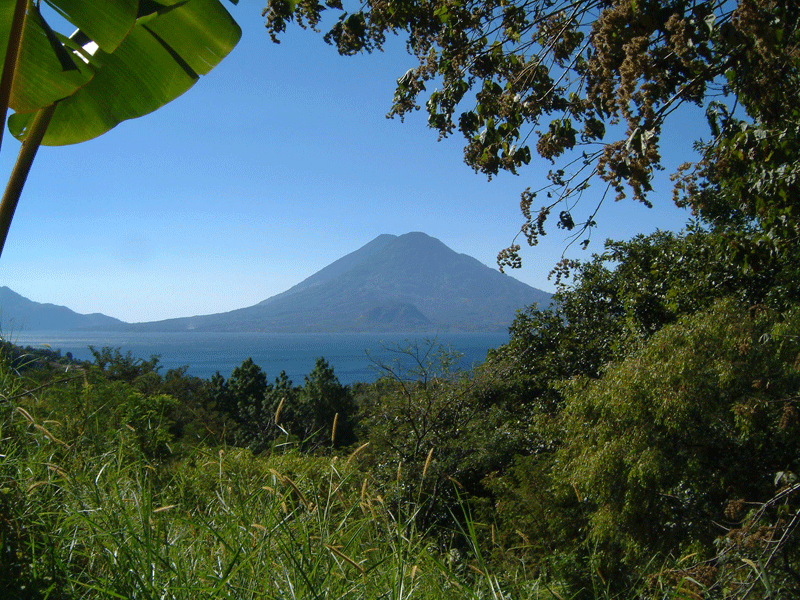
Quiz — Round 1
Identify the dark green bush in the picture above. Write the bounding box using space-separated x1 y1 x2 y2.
554 299 800 581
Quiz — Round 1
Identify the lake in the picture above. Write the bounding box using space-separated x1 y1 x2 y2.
9 331 510 385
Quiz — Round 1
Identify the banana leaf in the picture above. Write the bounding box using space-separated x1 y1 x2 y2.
4 0 240 145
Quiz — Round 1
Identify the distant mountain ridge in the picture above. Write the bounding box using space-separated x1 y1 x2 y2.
0 286 124 332
1 233 552 333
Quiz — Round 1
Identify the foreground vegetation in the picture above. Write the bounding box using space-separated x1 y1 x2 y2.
2 229 798 599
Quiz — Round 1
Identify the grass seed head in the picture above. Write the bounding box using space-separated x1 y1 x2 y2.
422 447 434 478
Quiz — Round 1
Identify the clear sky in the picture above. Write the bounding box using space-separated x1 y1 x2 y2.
0 4 694 324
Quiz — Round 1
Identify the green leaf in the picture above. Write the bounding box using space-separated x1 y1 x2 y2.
9 0 241 146
46 0 138 52
0 1 20 65
5 3 95 114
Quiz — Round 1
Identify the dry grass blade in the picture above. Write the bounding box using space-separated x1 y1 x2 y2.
283 474 311 510
26 480 48 493
46 463 68 478
35 423 69 448
346 442 369 465
326 544 365 575
15 405 34 424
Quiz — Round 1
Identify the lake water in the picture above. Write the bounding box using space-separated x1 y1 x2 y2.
9 331 509 384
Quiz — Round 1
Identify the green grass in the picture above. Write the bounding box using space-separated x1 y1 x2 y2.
0 438 531 599
0 379 521 600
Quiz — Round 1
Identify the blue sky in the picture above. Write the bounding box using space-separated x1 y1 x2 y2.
0 4 694 323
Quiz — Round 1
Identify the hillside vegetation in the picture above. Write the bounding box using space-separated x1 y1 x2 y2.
2 228 799 599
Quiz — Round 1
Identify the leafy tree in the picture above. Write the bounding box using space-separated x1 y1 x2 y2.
484 296 800 593
481 227 800 590
226 357 274 451
264 0 800 267
228 358 268 413
208 370 233 415
217 358 356 453
358 342 531 526
496 230 698 411
554 299 800 581
496 227 795 402
158 366 231 446
89 346 161 384
671 0 800 278
362 343 470 463
674 99 800 289
263 369 300 446
290 357 356 448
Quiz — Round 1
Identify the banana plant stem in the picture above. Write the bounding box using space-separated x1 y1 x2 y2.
0 102 56 258
0 0 29 155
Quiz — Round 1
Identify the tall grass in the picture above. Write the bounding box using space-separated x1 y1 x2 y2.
5 444 480 599
0 348 510 600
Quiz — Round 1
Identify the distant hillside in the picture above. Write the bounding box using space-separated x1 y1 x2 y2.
132 232 552 333
0 287 124 332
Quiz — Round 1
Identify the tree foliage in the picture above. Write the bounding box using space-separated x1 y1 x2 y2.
498 225 798 400
480 227 800 592
264 0 800 269
209 357 355 453
225 357 277 453
557 299 800 574
497 229 734 403
293 357 356 447
357 342 537 527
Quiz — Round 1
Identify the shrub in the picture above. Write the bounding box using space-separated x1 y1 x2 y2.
555 299 800 580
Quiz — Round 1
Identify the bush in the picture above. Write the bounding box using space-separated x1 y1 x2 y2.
554 299 800 581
